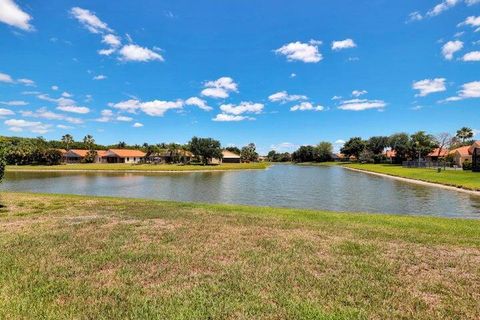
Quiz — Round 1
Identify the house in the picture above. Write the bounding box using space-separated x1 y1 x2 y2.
334 153 356 162
221 150 241 163
148 149 193 164
63 149 108 163
426 148 449 162
449 141 480 167
103 149 146 164
384 149 396 162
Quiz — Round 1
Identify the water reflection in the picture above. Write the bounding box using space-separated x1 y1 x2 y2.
2 165 480 218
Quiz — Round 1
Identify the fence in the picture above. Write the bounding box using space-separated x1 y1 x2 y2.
402 160 454 169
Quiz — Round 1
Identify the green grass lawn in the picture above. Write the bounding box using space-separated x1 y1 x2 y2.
6 162 269 172
344 163 480 191
1 192 479 319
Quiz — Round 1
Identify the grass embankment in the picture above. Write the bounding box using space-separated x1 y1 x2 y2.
6 162 269 172
343 163 480 191
1 192 479 319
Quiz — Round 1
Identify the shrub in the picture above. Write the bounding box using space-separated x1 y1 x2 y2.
463 160 473 171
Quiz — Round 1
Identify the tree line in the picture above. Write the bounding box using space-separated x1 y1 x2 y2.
0 134 260 166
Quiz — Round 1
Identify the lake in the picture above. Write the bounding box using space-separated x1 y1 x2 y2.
2 165 480 218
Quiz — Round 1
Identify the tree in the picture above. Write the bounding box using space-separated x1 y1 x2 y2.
388 133 411 162
83 135 95 150
240 143 258 162
0 153 5 183
456 127 473 143
61 134 74 150
435 132 453 156
315 142 333 162
409 131 437 160
367 136 389 155
187 137 222 165
292 146 316 162
225 146 241 155
116 141 127 149
340 137 366 159
84 150 98 163
359 149 374 163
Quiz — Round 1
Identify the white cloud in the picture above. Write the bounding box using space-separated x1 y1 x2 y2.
331 39 357 50
466 0 480 4
0 108 14 116
444 81 480 101
112 99 183 116
0 100 27 106
57 105 90 114
462 51 480 61
21 107 84 124
212 114 251 122
70 7 112 34
334 139 345 145
412 78 446 96
93 74 107 80
407 11 424 23
427 0 461 17
98 48 116 56
290 102 324 112
17 78 35 86
185 97 212 111
352 90 368 97
459 16 480 32
442 40 463 60
133 122 143 128
219 102 264 115
118 44 164 62
0 0 33 31
5 119 51 134
102 34 121 47
57 124 74 130
268 91 308 103
338 99 387 111
201 77 238 99
51 85 59 91
290 73 297 78
116 115 133 122
331 95 342 100
275 40 323 63
61 91 72 98
0 72 14 83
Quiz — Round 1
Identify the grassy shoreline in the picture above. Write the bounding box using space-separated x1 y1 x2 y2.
343 163 480 191
1 192 479 319
6 162 270 172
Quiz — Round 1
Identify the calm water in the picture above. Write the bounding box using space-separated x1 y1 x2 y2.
2 165 480 218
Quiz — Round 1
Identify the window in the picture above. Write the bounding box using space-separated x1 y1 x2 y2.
127 157 129 161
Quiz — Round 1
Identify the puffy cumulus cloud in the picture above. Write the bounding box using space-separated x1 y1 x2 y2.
275 40 323 63
219 102 264 115
212 114 252 122
61 91 72 98
412 78 446 96
116 115 133 122
112 99 183 116
406 11 424 23
102 34 121 47
331 39 357 50
0 72 14 83
0 100 27 106
458 16 480 32
118 44 164 62
442 40 463 60
95 109 114 122
70 7 112 34
4 119 51 134
338 99 387 111
0 0 33 31
51 85 59 91
290 102 324 112
462 51 480 61
133 122 143 128
93 74 107 80
427 0 461 17
185 97 212 111
352 90 368 97
268 91 308 103
57 105 90 114
201 77 238 99
57 124 74 130
98 48 116 56
444 81 480 101
20 107 84 124
0 108 15 116
17 78 35 86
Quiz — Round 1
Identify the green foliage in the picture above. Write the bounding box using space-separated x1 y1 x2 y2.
267 150 292 162
0 137 63 165
359 149 374 163
83 135 95 150
456 127 474 143
292 142 333 163
367 136 389 155
0 154 5 183
409 131 437 159
225 146 241 155
240 143 258 162
61 134 74 150
188 137 222 165
83 150 98 164
388 133 411 162
462 160 473 171
316 142 333 162
341 137 366 158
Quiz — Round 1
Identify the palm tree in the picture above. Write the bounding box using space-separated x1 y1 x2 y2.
83 135 95 150
61 134 74 150
117 141 126 148
456 127 473 143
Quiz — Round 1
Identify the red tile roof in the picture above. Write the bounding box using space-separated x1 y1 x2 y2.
384 150 396 158
450 146 471 157
107 149 146 158
427 148 449 157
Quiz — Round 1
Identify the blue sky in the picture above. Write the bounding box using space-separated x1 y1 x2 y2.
0 0 479 154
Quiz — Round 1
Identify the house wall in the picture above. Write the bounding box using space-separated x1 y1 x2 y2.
124 156 143 164
454 153 472 167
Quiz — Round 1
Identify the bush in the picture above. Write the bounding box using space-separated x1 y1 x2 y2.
463 160 473 171
0 155 5 183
